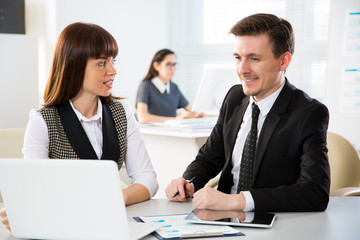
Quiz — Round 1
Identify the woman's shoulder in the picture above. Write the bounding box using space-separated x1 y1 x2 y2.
138 79 154 91
140 79 152 86
169 81 177 86
169 81 181 92
38 105 57 113
109 99 133 120
37 105 59 121
30 108 44 119
27 109 48 131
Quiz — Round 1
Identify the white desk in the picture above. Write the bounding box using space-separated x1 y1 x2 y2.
140 126 211 198
1 197 360 240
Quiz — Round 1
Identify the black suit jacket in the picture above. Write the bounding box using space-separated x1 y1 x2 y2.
183 80 330 212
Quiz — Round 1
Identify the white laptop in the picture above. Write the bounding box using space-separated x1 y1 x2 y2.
0 158 159 240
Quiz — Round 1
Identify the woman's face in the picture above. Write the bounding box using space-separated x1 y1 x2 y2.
154 54 176 82
80 56 117 99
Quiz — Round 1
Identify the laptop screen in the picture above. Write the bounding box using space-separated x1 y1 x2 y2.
0 158 131 240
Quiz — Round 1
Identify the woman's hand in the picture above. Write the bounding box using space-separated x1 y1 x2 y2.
176 111 205 120
0 208 11 232
122 183 151 206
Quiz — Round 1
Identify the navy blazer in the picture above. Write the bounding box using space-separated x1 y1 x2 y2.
183 79 330 212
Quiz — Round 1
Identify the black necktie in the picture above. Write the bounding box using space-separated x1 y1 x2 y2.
237 103 260 193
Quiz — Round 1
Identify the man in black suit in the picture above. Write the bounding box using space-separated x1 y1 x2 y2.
165 13 330 212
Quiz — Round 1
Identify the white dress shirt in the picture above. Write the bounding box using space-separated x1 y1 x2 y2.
152 77 170 94
231 82 285 211
22 99 159 198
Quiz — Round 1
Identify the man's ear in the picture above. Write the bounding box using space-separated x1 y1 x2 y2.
280 52 292 71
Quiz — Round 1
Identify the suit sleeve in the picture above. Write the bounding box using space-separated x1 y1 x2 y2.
182 87 235 190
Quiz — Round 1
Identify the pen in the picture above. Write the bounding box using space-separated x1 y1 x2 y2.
172 177 195 198
181 232 223 238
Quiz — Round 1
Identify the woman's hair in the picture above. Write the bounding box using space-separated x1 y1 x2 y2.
229 13 294 58
142 48 175 81
43 22 119 107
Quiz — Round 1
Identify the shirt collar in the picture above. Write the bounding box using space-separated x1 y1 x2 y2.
69 98 102 123
152 77 170 94
250 81 285 117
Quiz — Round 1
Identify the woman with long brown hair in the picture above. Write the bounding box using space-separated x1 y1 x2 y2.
0 22 158 231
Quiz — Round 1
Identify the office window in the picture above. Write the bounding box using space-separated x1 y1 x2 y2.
203 0 286 44
168 0 331 102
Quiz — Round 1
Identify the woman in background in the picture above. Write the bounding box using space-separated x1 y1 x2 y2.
0 22 158 231
136 49 204 123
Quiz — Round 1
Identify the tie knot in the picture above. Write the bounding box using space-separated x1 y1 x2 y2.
251 103 260 121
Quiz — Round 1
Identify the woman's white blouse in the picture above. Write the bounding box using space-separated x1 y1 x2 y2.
22 100 159 198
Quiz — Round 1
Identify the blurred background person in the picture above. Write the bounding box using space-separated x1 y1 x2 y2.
136 49 204 123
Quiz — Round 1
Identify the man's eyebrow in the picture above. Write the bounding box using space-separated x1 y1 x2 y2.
232 53 262 58
247 53 262 58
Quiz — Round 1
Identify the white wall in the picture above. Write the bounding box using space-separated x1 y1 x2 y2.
1 0 359 150
325 0 360 149
0 35 39 128
25 0 57 101
0 0 169 129
54 0 170 107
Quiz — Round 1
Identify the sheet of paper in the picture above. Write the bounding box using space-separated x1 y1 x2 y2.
341 67 360 112
343 11 360 56
139 214 240 239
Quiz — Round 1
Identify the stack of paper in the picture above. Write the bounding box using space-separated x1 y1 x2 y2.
163 117 218 131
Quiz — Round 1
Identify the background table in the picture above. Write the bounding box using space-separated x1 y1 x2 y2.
140 126 211 198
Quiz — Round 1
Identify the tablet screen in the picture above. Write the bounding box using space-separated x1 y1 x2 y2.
185 209 276 228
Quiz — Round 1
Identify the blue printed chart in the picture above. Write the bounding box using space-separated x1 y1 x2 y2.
341 68 360 112
139 214 240 239
343 11 360 55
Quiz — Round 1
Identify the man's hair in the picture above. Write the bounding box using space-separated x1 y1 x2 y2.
230 13 294 58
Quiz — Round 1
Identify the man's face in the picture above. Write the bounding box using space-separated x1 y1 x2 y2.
233 34 290 102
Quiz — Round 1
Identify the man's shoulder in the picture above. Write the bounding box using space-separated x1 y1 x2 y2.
291 84 327 109
284 81 329 116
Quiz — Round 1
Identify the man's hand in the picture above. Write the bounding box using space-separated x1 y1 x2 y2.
0 208 11 232
165 177 194 202
192 187 246 210
191 209 246 222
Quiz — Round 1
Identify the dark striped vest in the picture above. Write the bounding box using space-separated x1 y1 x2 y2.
39 99 127 169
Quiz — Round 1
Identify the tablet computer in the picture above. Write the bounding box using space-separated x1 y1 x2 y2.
185 209 276 228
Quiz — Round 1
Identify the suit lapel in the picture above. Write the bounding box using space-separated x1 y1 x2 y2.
101 103 120 161
221 96 249 193
58 101 98 159
227 97 250 155
253 80 293 179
